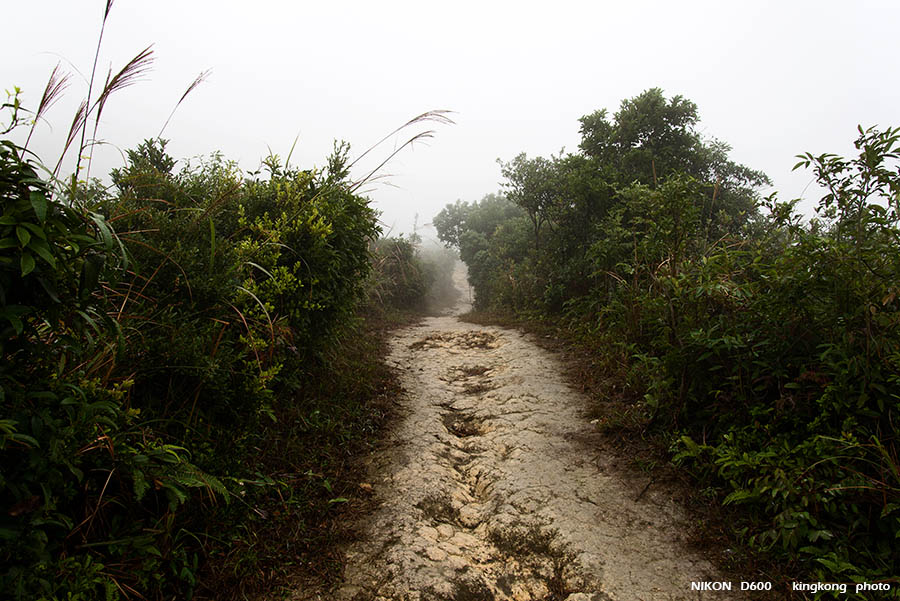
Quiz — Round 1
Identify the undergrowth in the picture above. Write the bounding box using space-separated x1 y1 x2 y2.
194 309 410 600
443 89 900 597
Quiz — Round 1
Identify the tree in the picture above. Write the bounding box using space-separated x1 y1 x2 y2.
579 88 701 185
433 199 470 248
578 88 769 235
498 154 558 249
434 193 522 249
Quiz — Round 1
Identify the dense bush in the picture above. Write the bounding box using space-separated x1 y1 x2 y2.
367 235 460 314
1 97 383 598
103 141 377 448
668 129 900 584
437 88 900 592
368 236 431 310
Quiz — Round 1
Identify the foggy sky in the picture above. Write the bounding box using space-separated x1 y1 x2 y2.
6 1 899 241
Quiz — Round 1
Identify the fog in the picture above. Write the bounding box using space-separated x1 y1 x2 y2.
6 1 898 237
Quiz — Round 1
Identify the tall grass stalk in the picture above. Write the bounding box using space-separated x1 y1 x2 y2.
75 0 116 177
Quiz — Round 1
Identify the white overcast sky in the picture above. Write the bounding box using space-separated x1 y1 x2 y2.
6 0 899 238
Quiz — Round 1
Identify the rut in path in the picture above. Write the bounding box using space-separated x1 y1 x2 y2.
296 267 744 601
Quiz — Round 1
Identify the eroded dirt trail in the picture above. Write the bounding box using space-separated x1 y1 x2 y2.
308 267 737 601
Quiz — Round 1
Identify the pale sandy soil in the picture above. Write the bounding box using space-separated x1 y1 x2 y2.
294 265 744 601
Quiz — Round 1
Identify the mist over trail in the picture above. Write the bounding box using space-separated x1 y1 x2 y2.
296 264 739 601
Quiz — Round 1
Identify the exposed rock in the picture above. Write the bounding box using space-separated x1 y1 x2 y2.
291 264 743 601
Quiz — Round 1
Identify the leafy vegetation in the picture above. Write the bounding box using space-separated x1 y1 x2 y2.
0 64 453 599
437 89 900 594
7 4 898 594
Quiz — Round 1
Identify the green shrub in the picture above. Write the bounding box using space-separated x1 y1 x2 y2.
1 114 382 598
369 236 430 310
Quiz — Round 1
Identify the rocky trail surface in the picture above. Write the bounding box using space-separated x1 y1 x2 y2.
296 266 742 601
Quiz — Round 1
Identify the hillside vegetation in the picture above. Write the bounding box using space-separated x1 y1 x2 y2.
435 89 900 594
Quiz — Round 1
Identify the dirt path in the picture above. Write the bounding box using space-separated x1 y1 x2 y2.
298 266 741 601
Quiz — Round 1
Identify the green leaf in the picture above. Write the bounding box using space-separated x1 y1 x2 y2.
90 213 114 250
75 309 101 335
723 489 757 505
79 254 103 299
4 315 23 335
30 191 47 222
21 222 47 240
27 239 56 268
20 252 35 276
15 226 30 247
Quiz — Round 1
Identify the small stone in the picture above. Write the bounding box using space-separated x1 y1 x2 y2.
425 546 447 561
458 505 483 527
438 541 462 556
450 531 479 548
419 526 439 541
436 524 454 539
